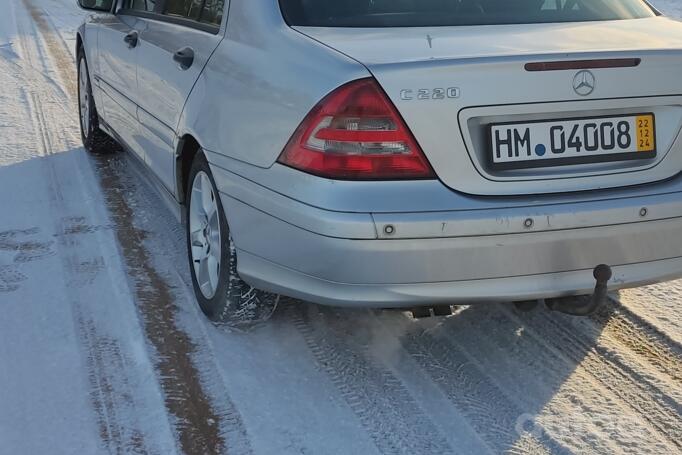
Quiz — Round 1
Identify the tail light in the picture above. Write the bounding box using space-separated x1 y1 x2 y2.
278 78 435 180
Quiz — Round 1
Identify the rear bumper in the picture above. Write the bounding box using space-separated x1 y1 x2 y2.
238 251 682 307
212 165 682 307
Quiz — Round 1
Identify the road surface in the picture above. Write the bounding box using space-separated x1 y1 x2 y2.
0 0 680 453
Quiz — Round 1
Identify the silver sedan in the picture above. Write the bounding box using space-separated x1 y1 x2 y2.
76 0 682 324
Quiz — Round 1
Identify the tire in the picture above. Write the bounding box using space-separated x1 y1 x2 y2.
77 49 114 153
185 152 279 326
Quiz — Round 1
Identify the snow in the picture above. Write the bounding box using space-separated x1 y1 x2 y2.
0 0 681 454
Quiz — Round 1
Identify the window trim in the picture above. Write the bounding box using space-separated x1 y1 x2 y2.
117 8 221 34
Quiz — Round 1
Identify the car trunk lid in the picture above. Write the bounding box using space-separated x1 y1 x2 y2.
295 17 682 195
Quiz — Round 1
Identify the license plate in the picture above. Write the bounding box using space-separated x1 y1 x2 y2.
490 113 656 170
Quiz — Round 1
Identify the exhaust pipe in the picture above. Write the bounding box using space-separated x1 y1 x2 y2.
410 305 454 318
545 264 613 316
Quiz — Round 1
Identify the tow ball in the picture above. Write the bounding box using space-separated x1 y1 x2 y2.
545 264 613 316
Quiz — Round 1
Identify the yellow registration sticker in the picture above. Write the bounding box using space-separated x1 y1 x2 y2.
636 115 655 152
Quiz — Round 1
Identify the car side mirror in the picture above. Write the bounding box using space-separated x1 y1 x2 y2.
77 0 114 12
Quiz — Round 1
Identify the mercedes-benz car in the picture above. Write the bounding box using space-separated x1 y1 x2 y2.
76 0 682 324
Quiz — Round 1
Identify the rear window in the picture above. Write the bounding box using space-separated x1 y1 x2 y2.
279 0 657 27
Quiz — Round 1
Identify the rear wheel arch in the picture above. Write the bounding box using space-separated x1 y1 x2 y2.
176 134 202 204
76 32 83 55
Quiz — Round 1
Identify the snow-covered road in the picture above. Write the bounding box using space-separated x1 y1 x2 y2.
0 0 680 454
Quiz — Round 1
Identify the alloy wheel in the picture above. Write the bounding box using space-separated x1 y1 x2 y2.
78 58 90 136
189 171 222 299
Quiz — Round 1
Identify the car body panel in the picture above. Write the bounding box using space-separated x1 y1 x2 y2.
296 17 682 195
209 151 682 238
204 150 682 215
135 16 223 192
92 12 143 160
294 18 682 66
218 186 682 296
237 248 682 307
176 0 369 169
209 160 682 304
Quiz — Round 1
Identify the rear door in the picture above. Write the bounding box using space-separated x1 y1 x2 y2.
122 0 225 193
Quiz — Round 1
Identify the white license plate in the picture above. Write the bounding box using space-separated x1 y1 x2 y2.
490 113 656 169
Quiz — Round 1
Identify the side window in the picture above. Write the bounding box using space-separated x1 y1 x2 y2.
123 0 226 28
125 0 157 12
80 0 115 10
198 0 225 26
164 0 204 20
163 0 225 26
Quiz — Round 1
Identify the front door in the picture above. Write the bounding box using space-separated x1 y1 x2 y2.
94 6 143 159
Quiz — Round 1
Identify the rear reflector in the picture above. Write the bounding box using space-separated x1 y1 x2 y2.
278 78 435 180
525 58 641 72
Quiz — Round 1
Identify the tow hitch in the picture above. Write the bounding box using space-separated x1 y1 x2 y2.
545 264 613 316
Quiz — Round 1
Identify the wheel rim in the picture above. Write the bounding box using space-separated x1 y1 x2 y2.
189 171 222 299
79 59 90 136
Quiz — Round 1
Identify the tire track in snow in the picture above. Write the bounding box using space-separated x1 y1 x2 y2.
513 308 682 449
17 2 682 455
289 304 455 455
76 311 150 455
392 318 565 455
18 1 230 453
14 12 158 447
97 151 254 455
29 2 254 450
94 157 224 454
0 33 70 103
439 305 671 453
592 298 682 382
560 298 682 407
616 282 682 346
0 228 55 293
359 311 495 454
535 298 682 407
21 66 153 455
13 5 136 449
21 0 75 94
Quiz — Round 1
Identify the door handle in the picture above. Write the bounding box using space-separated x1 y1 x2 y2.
173 47 195 70
124 31 138 48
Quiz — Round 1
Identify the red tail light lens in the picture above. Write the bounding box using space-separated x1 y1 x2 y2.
278 78 435 180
